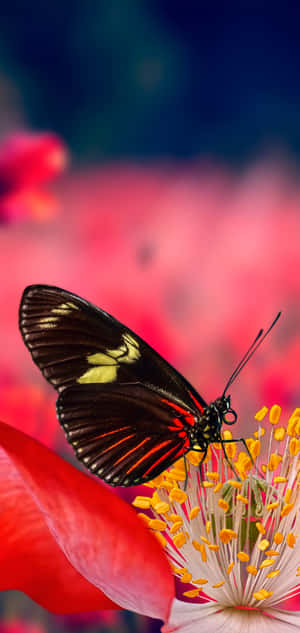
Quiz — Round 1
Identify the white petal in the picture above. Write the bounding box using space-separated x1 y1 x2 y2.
163 599 300 633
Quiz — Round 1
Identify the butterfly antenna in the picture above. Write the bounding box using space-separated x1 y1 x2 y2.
223 312 281 396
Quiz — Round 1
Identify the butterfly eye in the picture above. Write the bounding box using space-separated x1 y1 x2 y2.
223 409 237 425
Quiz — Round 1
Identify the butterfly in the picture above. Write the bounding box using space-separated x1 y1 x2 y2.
19 285 281 486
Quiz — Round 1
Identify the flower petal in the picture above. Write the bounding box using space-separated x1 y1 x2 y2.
0 421 174 619
163 599 300 633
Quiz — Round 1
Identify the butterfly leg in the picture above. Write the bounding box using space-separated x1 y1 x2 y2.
183 454 189 491
219 439 241 480
220 437 256 478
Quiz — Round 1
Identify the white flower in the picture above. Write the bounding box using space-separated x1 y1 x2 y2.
133 405 300 632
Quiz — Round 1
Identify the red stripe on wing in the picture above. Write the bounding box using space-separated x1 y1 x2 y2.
161 398 196 427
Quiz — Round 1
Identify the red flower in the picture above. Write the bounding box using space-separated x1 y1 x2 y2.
0 420 174 620
0 132 67 221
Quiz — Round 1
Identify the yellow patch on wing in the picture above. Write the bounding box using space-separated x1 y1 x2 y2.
39 302 79 329
77 332 140 384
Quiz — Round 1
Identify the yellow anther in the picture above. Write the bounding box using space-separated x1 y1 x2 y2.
269 405 281 425
281 503 294 517
218 499 229 512
219 529 238 544
247 565 258 576
237 551 250 562
257 539 270 551
183 589 199 598
273 476 287 484
265 550 279 557
267 570 280 578
212 581 225 588
236 494 249 504
255 406 268 421
138 513 151 524
148 519 167 531
170 520 183 534
285 488 292 503
200 536 210 545
287 533 296 548
189 506 200 520
208 544 219 551
200 543 207 562
213 442 221 450
254 427 266 438
287 411 300 436
173 532 187 548
192 540 202 551
174 457 186 471
167 468 186 482
259 559 275 569
207 471 219 481
227 562 234 574
256 522 266 535
151 491 161 506
214 482 223 493
268 453 282 471
253 589 273 600
206 520 211 534
187 451 204 466
250 439 261 459
261 464 267 473
203 481 214 488
273 427 285 441
273 532 283 545
225 442 236 459
289 438 300 456
169 488 187 504
228 480 242 489
153 532 167 547
154 501 170 514
173 567 187 575
169 513 181 522
132 496 151 509
267 501 280 511
193 578 208 584
180 572 192 583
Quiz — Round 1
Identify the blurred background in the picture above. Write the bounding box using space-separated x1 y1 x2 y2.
0 2 299 633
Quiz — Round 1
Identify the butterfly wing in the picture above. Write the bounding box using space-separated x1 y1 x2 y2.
19 284 207 411
57 382 192 485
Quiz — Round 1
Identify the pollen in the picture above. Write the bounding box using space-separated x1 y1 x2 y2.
286 532 296 548
267 453 282 471
153 501 170 514
281 503 294 517
148 519 167 531
208 544 219 551
187 451 204 466
219 528 238 544
172 532 187 548
259 559 275 569
200 536 210 545
193 578 208 584
183 589 199 598
273 476 287 483
236 494 248 504
227 562 234 574
218 499 229 512
237 551 249 562
265 550 279 557
203 481 214 488
189 506 200 520
206 471 219 481
257 539 269 551
253 589 273 600
254 426 265 438
212 581 225 588
274 427 285 441
273 532 284 545
213 482 223 493
205 520 211 534
132 496 151 509
289 438 300 456
180 572 192 583
285 488 292 503
266 501 280 511
255 522 266 535
269 405 281 425
228 480 242 490
153 532 167 548
170 519 183 534
247 565 258 576
169 488 187 504
200 544 207 561
138 513 151 524
267 569 280 578
255 406 268 421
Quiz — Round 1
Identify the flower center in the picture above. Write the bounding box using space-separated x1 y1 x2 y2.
133 405 300 608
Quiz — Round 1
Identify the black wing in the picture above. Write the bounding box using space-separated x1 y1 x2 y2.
19 284 207 411
57 383 192 486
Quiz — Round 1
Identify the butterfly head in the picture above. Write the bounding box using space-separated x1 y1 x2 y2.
214 394 238 426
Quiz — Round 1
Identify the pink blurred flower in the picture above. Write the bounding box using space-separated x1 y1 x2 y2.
0 132 67 221
0 620 45 633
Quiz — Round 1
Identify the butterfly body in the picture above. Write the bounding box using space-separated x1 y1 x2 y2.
20 284 277 487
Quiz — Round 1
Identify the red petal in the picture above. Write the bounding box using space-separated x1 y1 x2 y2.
0 422 174 620
0 132 67 192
